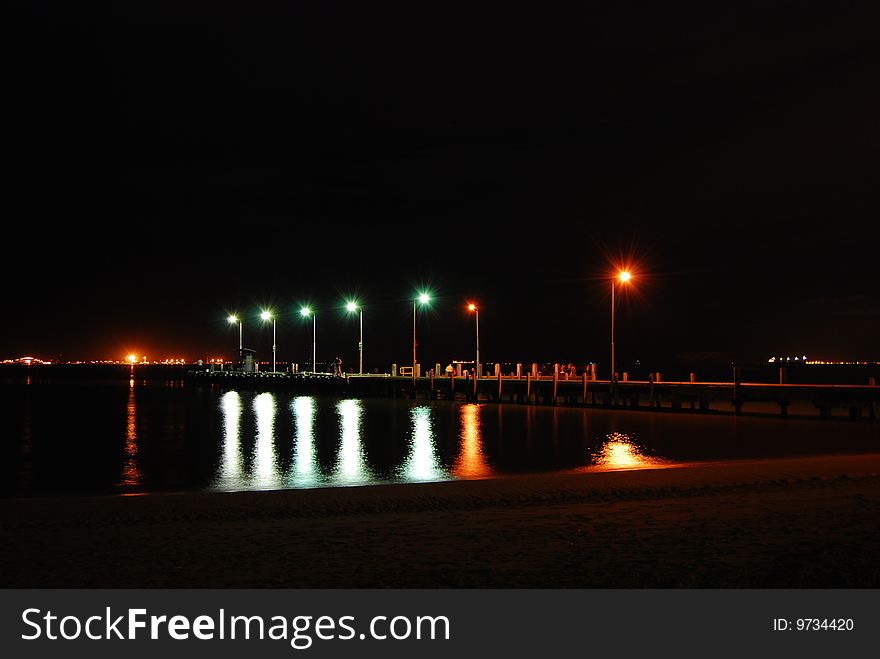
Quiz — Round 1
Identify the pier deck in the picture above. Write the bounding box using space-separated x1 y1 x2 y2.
188 371 879 421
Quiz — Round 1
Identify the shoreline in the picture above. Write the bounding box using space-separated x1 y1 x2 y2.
3 452 880 588
4 448 877 502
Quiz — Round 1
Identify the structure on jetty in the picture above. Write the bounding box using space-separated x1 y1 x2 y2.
188 365 879 421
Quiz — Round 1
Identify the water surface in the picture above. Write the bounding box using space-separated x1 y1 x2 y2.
1 379 878 496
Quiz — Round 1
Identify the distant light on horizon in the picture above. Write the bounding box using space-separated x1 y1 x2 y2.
618 270 631 283
13 356 49 366
300 307 312 317
770 355 875 365
345 301 358 312
418 293 430 305
260 310 272 321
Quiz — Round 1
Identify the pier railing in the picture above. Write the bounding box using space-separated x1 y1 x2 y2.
188 369 879 421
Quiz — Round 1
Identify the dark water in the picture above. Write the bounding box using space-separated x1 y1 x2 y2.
1 379 878 497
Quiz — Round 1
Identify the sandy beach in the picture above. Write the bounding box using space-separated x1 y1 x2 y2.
3 453 880 588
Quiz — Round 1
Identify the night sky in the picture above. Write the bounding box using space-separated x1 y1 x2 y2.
5 1 879 370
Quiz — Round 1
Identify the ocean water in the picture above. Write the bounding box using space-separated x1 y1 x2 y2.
1 378 878 496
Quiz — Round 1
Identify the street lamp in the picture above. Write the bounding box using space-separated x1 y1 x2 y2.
345 301 363 375
413 293 430 380
611 270 631 382
467 303 480 378
260 310 276 373
300 307 316 373
227 314 242 357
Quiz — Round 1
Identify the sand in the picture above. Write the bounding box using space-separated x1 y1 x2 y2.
2 453 880 588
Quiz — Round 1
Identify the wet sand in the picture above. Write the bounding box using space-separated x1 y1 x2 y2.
2 453 880 588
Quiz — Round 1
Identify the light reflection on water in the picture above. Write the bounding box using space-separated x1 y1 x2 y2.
208 394 680 492
585 431 672 472
399 406 445 482
332 399 371 485
213 396 452 491
10 380 879 497
120 380 142 487
215 391 243 488
251 392 280 490
291 395 319 487
453 404 493 478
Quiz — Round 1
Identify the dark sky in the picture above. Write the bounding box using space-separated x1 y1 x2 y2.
5 1 879 370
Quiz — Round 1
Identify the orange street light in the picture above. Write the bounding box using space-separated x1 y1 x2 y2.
467 303 480 377
611 271 632 382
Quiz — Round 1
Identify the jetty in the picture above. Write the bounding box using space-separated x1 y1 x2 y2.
188 366 879 421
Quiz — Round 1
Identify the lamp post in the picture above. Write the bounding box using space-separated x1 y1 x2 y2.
413 293 430 380
300 307 316 373
227 315 242 359
346 301 363 375
468 303 480 378
260 310 275 373
611 270 631 382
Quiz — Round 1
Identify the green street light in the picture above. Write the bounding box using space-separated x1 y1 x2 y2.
345 301 363 375
300 307 316 373
227 314 242 354
413 293 431 380
260 310 276 372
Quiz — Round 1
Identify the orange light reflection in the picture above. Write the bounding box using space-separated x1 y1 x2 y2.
452 404 493 478
121 380 142 486
587 432 671 471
